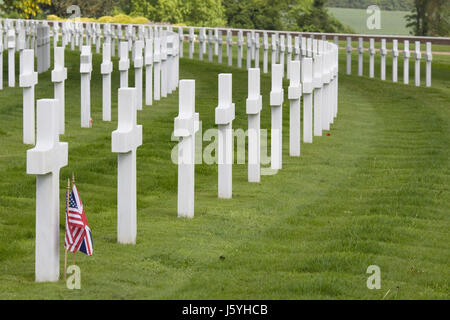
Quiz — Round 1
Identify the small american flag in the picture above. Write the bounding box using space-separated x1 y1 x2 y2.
65 184 93 256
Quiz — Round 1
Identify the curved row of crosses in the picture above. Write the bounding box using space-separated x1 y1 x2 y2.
0 18 338 282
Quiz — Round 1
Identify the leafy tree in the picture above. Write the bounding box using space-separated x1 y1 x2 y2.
0 0 51 18
47 0 121 18
406 0 449 36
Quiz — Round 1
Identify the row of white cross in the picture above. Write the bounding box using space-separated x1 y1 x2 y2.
1 18 437 89
346 37 432 86
174 40 339 218
2 21 180 282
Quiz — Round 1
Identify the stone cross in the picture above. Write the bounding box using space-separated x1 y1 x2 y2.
369 38 375 78
306 37 312 57
51 47 67 133
199 28 206 60
119 41 130 88
27 98 68 282
254 33 260 68
218 30 223 64
7 29 15 87
301 36 307 58
237 30 243 68
270 64 284 170
154 36 161 101
20 49 38 144
321 42 332 130
215 74 235 198
208 29 214 62
95 23 102 54
279 35 285 78
214 28 219 56
134 40 144 110
246 32 252 69
346 36 352 75
111 24 116 57
380 39 387 80
126 25 133 51
80 45 92 128
313 46 324 137
403 40 410 84
246 68 262 183
271 33 278 64
263 32 269 73
288 60 301 156
167 33 176 94
52 22 59 47
145 38 153 106
226 29 233 66
414 41 421 86
302 56 314 141
161 33 168 98
174 80 199 218
188 27 195 59
101 42 113 121
286 34 292 79
358 37 363 76
178 27 184 58
392 39 399 82
425 42 432 87
112 88 142 244
294 35 300 62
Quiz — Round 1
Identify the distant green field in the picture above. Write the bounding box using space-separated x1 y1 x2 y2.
327 7 412 35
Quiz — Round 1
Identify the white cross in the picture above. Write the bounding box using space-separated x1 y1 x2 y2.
279 34 285 77
101 42 113 121
237 30 243 68
215 74 235 199
27 98 68 282
199 28 206 60
425 42 432 87
369 38 375 78
346 36 352 75
119 41 130 88
246 68 262 182
403 40 410 84
80 45 92 128
134 39 144 110
254 33 260 68
381 39 387 80
51 47 67 134
20 49 38 144
174 80 199 218
414 41 421 86
226 29 233 66
271 33 278 64
208 29 214 62
188 27 195 59
112 88 142 244
286 34 292 79
288 59 302 156
270 64 284 171
246 32 252 69
392 39 399 82
7 29 15 87
358 37 364 76
263 32 269 73
145 38 153 106
178 27 184 58
217 30 223 64
161 32 168 98
154 36 161 101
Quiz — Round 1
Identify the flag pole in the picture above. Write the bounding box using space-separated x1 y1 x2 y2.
72 172 76 266
64 178 70 280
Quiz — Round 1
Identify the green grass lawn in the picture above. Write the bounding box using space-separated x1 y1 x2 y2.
0 41 449 299
327 7 411 35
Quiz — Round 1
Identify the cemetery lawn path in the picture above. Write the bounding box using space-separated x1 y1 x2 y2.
0 44 448 299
